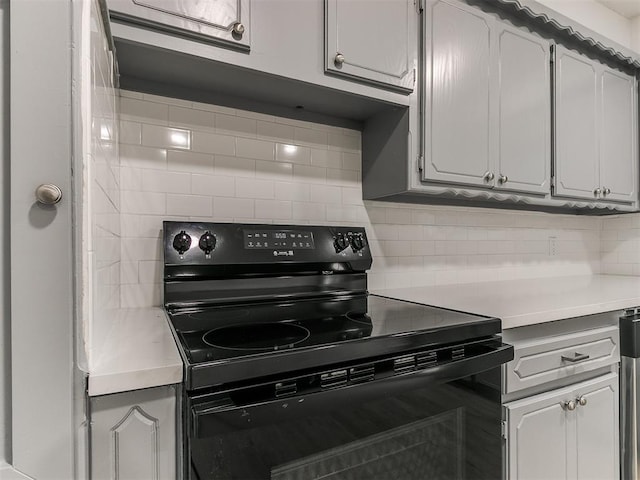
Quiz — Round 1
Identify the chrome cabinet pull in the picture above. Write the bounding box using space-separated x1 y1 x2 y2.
498 174 508 184
593 187 602 197
564 400 576 411
577 395 587 406
561 352 590 363
334 53 345 67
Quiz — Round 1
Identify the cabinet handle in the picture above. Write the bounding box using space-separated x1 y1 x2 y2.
593 187 602 197
603 187 611 196
232 22 245 37
564 400 576 411
498 174 508 184
483 171 494 182
561 352 590 363
334 53 345 67
577 395 588 407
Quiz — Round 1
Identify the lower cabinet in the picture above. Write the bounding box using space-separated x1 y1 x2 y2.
90 384 178 480
504 373 618 480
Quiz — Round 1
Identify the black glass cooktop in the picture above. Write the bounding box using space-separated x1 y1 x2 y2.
168 294 499 367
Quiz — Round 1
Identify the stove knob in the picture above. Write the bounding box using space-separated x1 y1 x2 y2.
172 230 192 255
334 233 349 253
199 231 217 254
350 233 365 252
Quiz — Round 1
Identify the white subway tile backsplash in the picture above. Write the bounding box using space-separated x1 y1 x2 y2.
142 170 191 194
216 113 257 137
257 121 295 143
142 124 191 150
276 143 311 164
191 174 236 197
310 149 341 168
120 97 168 125
167 150 214 174
236 177 275 199
169 105 214 131
236 137 275 161
294 127 328 148
192 131 236 155
255 200 292 220
167 194 212 217
119 120 142 145
121 190 166 215
114 90 607 307
215 155 255 177
213 196 254 218
121 144 167 170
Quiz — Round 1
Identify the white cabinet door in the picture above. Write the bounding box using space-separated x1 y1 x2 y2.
574 375 619 480
505 373 619 480
505 388 570 480
10 2 77 478
325 0 415 92
424 0 494 188
554 46 599 200
599 66 637 203
91 385 178 480
107 0 250 50
495 25 550 195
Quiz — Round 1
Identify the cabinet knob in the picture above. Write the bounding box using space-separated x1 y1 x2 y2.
232 22 245 37
334 53 345 67
577 395 587 407
35 183 63 205
593 187 602 197
483 171 494 182
498 174 508 184
603 187 611 196
564 400 576 411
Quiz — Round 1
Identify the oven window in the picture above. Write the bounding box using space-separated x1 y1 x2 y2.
189 369 501 480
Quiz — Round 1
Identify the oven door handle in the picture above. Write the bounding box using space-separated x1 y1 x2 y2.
191 340 513 439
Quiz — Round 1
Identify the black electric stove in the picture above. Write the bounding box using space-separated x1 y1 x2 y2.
163 221 513 480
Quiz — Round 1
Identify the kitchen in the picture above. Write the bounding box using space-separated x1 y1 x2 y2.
3 0 640 478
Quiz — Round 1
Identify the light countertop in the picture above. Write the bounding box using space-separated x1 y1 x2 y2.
88 307 183 396
373 274 640 329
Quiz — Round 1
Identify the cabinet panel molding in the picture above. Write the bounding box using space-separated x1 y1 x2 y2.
111 406 160 480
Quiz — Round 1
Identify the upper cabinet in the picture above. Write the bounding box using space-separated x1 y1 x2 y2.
324 0 416 93
108 0 251 50
422 0 550 195
554 45 637 204
496 24 550 195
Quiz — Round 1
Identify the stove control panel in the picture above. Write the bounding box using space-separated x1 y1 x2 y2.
163 221 371 272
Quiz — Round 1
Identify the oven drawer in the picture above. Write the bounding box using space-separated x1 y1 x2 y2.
503 325 619 394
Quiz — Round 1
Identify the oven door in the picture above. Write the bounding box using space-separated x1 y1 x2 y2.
188 340 512 480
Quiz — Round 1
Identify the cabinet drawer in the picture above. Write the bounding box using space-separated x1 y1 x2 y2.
504 325 618 394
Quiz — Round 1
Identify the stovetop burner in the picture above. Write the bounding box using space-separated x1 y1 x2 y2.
203 322 311 351
162 221 502 389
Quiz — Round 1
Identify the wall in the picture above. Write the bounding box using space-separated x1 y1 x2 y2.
601 214 640 275
537 0 632 48
118 91 602 308
0 0 8 465
84 1 121 364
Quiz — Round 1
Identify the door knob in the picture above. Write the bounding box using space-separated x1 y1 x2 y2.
334 53 345 67
564 400 576 411
498 174 508 184
593 188 602 197
35 184 62 205
577 395 587 406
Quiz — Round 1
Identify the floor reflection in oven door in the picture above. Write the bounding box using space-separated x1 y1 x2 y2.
270 411 464 480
